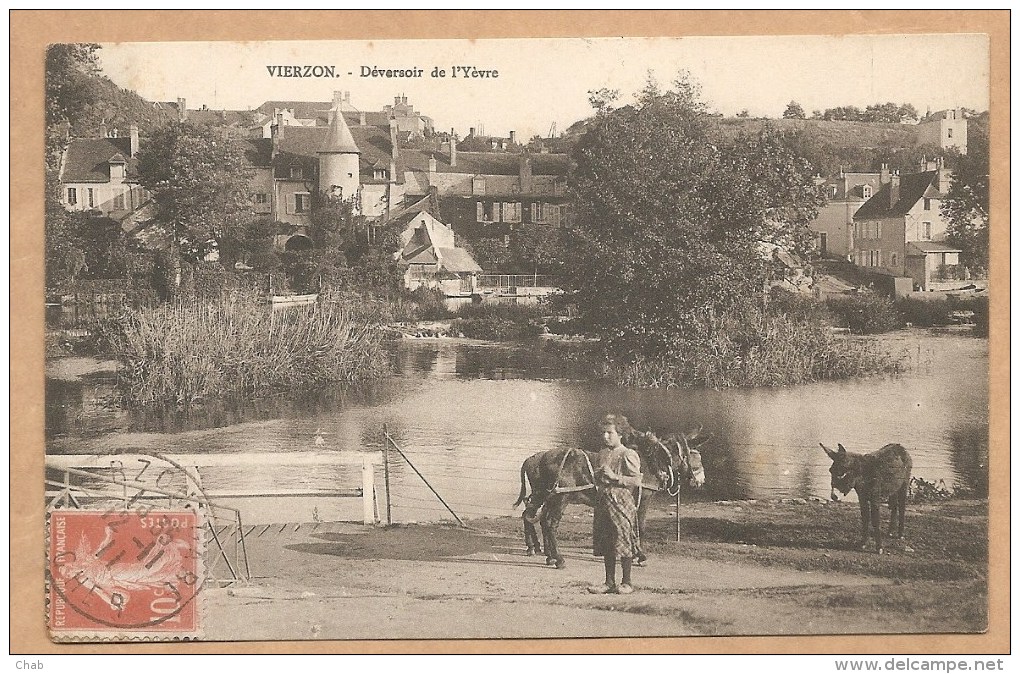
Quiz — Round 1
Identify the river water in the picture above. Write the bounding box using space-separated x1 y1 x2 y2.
46 330 988 523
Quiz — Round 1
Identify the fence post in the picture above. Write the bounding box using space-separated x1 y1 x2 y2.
362 456 376 525
383 424 392 525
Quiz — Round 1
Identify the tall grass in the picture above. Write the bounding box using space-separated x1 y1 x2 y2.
113 290 388 405
596 306 904 389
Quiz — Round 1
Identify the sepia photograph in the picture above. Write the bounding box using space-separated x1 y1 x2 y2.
12 10 1007 656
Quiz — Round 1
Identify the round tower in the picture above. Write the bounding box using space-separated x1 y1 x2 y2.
317 107 361 206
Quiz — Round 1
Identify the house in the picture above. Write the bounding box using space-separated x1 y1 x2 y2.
58 124 151 222
382 95 434 138
809 168 890 258
916 109 968 154
394 210 482 296
399 135 571 241
851 159 962 291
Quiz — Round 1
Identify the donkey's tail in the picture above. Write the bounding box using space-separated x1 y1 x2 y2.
513 462 529 508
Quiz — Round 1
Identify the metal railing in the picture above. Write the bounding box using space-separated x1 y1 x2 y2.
476 274 558 289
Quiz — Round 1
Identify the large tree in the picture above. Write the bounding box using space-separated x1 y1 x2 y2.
942 114 989 273
563 76 822 358
137 122 256 263
783 101 806 119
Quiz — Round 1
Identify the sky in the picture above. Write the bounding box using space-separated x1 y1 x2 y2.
98 35 989 139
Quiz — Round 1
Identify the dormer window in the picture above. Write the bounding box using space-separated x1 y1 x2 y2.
472 176 486 196
374 168 387 180
290 166 303 180
862 185 873 199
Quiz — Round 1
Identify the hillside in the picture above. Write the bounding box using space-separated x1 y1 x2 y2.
710 117 919 150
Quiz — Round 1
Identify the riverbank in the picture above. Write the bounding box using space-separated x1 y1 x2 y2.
201 498 988 641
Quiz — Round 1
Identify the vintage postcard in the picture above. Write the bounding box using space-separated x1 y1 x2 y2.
13 11 1008 656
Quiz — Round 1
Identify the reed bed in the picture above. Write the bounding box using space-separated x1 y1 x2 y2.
597 309 905 390
113 290 388 405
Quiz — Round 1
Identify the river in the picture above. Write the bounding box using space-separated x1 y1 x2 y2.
46 329 988 523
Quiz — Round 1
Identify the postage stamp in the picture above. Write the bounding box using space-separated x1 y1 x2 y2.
47 509 203 641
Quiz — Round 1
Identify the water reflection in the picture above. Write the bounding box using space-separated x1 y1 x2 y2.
46 333 989 520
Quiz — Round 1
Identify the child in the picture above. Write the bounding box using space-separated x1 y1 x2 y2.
588 414 643 594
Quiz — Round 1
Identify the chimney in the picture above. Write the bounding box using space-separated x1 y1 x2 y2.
519 153 532 193
359 111 366 126
469 127 476 137
428 155 437 185
275 111 285 140
402 95 408 105
509 130 516 145
129 124 139 157
333 90 343 106
390 160 397 184
880 163 890 185
450 129 457 167
888 172 901 209
177 97 187 122
345 91 351 103
389 123 399 160
395 96 402 106
99 121 107 138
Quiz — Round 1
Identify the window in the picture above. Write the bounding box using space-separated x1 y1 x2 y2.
829 185 838 198
922 221 932 240
255 193 269 205
862 185 873 198
287 192 311 214
289 166 303 180
67 188 77 206
87 188 95 208
367 224 380 245
113 190 126 210
476 201 498 222
501 202 521 223
472 176 486 196
924 198 931 211
947 128 953 139
891 253 898 267
531 202 547 224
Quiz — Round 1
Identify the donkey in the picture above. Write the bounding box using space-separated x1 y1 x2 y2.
821 442 912 554
514 424 708 569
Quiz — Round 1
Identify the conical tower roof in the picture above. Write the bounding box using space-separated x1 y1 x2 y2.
318 106 360 154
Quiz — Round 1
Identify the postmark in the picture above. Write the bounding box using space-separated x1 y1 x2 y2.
48 509 202 639
45 453 213 641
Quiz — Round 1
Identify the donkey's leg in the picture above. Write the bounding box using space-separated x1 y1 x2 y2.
857 499 870 550
871 500 884 554
895 484 908 540
522 510 540 555
543 498 567 569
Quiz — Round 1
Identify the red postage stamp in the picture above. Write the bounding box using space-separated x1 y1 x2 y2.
48 509 203 640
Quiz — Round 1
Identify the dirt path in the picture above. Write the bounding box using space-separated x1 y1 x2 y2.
201 500 987 641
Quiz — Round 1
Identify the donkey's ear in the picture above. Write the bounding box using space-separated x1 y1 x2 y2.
691 433 712 449
820 443 838 459
837 443 847 453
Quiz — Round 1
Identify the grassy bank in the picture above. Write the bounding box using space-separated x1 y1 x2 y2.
111 290 388 404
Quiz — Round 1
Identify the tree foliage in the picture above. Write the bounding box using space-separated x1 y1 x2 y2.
137 122 256 263
563 76 822 358
783 101 806 119
942 115 989 273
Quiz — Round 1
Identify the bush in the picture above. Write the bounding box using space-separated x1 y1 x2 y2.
826 290 901 334
895 297 953 327
407 287 450 321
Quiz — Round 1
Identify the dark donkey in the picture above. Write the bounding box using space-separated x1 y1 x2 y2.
514 423 708 569
821 442 912 554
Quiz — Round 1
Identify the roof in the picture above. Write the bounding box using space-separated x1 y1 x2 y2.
272 124 397 180
907 241 962 255
853 171 940 220
256 100 333 120
186 109 252 127
61 137 139 183
400 150 568 176
436 247 482 273
319 110 360 154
